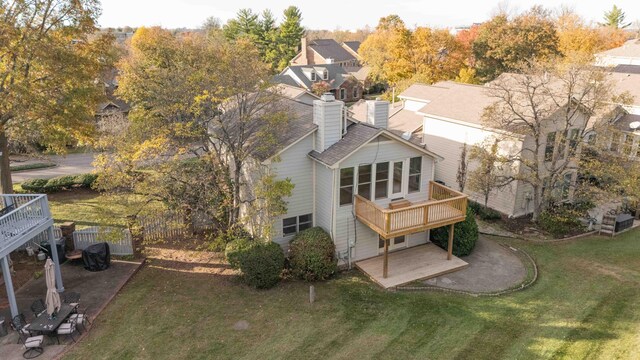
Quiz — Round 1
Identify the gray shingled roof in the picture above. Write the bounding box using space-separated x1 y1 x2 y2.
272 74 300 88
250 98 317 161
613 112 640 132
308 123 382 166
611 64 640 75
309 39 357 62
342 41 361 54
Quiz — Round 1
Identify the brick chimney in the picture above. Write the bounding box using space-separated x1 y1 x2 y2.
366 99 390 129
313 93 344 151
300 37 308 65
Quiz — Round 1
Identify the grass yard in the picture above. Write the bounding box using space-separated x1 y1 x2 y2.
42 189 165 228
63 229 640 360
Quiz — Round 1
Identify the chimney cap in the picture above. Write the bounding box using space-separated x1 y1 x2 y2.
321 93 335 102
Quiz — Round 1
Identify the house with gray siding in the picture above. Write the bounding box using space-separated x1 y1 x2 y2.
241 93 470 287
391 81 591 218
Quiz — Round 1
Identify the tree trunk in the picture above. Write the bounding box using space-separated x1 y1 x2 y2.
0 127 13 194
230 158 242 225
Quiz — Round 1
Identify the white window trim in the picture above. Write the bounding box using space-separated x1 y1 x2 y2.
310 71 317 82
339 88 346 100
322 70 328 80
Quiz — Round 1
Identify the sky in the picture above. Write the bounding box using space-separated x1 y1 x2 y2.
98 0 640 30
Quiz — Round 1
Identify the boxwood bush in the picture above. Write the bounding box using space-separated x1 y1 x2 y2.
288 227 337 281
20 173 98 193
226 239 284 289
430 207 479 257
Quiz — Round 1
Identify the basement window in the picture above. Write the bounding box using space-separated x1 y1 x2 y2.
283 214 313 236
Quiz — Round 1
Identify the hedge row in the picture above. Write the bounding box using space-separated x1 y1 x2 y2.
21 173 98 193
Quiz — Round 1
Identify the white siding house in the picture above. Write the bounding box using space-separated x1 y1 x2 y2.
242 93 469 272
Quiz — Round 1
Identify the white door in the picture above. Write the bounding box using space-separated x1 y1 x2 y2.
378 235 406 254
390 161 405 198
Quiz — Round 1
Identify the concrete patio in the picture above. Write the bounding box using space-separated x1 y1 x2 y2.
355 243 468 289
1 259 143 360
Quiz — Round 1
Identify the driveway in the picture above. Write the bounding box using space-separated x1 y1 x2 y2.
11 153 96 183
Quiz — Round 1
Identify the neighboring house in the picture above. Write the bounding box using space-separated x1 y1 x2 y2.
595 39 640 66
276 64 364 102
239 93 468 284
605 67 640 160
290 38 360 67
391 81 590 218
96 68 130 119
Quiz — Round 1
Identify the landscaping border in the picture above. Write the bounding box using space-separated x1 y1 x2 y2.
52 258 146 360
396 244 538 296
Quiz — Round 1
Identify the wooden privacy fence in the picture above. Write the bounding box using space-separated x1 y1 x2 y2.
73 226 133 256
138 210 214 242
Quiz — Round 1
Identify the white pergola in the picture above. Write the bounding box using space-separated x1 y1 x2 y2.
0 194 63 319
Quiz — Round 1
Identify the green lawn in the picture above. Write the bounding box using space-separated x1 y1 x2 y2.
64 229 640 360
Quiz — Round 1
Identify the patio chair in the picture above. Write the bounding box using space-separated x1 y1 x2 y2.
63 291 81 311
55 317 77 344
18 332 45 359
10 314 32 344
68 307 91 333
30 299 46 318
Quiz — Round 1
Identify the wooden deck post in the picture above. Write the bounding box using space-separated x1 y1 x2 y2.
383 238 389 278
447 224 454 260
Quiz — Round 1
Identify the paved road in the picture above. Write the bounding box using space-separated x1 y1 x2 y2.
11 153 96 183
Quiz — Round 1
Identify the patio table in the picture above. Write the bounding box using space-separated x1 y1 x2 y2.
27 304 75 334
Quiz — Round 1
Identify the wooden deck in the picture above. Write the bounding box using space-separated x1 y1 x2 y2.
355 244 469 289
354 181 468 240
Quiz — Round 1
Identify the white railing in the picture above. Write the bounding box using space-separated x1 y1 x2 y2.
73 226 133 256
16 226 63 250
0 194 52 255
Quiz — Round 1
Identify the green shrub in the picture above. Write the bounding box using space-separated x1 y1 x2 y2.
224 236 255 269
430 207 479 256
538 204 584 238
468 201 501 220
211 226 253 252
43 175 75 192
288 227 337 281
73 173 98 187
20 173 98 193
20 178 48 192
235 242 285 289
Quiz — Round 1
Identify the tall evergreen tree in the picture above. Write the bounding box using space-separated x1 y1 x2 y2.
223 8 260 41
276 6 305 71
601 5 631 29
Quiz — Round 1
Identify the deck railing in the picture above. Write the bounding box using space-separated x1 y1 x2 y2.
355 181 468 239
0 194 52 255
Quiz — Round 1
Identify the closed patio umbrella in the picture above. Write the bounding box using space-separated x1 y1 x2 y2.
44 258 61 316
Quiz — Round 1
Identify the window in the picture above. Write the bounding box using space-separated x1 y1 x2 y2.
283 214 313 236
357 164 372 200
610 133 621 152
623 135 634 155
339 88 346 100
310 71 316 81
393 236 406 245
568 129 579 157
392 161 403 194
408 157 421 193
558 131 567 159
545 132 556 161
561 173 573 200
322 70 328 80
375 162 389 199
340 167 354 206
352 86 358 99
